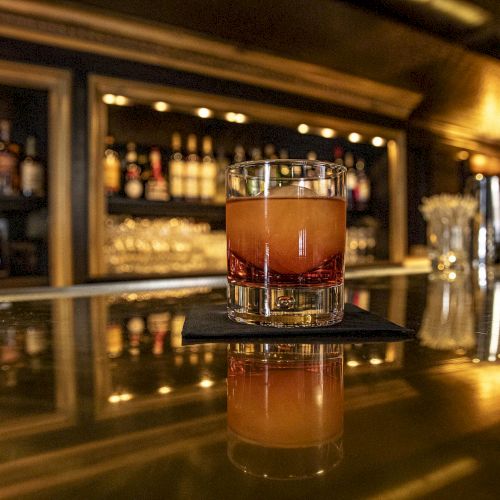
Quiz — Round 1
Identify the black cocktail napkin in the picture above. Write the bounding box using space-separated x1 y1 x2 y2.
182 303 415 344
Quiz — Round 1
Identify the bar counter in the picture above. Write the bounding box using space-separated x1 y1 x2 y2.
0 268 499 499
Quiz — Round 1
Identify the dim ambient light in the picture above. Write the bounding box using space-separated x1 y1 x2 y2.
114 95 129 106
320 128 335 139
348 132 362 143
371 136 386 147
457 150 470 161
153 101 170 112
297 123 310 134
197 107 213 118
102 94 116 105
198 378 215 389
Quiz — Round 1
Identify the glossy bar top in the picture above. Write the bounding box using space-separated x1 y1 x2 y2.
0 270 499 499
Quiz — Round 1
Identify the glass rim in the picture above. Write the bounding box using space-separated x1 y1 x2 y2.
227 159 347 179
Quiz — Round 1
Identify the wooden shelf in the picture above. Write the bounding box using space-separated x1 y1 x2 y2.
0 196 47 213
107 198 226 224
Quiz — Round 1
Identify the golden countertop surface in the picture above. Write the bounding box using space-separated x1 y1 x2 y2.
0 269 498 499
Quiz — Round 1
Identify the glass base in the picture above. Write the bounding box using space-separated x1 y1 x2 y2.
227 282 344 328
227 429 343 479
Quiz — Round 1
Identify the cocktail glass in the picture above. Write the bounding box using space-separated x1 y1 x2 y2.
226 160 347 327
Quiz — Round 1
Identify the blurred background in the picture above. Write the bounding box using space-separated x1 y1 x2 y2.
0 0 499 287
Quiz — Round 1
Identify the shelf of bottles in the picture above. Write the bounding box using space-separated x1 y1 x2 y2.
0 84 48 281
98 288 228 414
101 97 389 275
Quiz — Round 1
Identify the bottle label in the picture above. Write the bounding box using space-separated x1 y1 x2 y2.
22 161 44 196
169 160 184 198
146 178 169 201
104 158 121 192
185 160 200 198
0 152 15 195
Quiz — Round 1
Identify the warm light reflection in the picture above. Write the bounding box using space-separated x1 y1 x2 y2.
153 101 170 112
297 123 310 134
475 173 484 181
158 386 172 395
108 392 133 403
348 132 361 143
369 358 383 365
198 378 215 388
320 128 335 138
197 107 213 118
347 360 360 367
366 456 479 500
457 150 470 161
371 136 386 147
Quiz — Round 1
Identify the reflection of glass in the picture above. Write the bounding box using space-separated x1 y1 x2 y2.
473 267 500 363
227 343 343 479
226 160 346 327
418 272 476 351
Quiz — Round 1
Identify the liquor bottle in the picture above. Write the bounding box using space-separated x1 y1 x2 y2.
250 147 262 161
214 147 229 205
278 147 291 178
233 144 246 163
123 142 144 199
345 151 357 211
184 134 200 201
355 158 370 211
138 152 150 187
106 322 123 358
103 136 121 197
147 312 170 356
200 136 217 203
168 132 184 201
0 120 18 196
263 143 278 160
20 136 45 197
333 145 344 165
126 316 145 357
145 146 169 201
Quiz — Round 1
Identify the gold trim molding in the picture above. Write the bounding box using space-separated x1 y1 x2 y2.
0 59 72 286
0 1 421 120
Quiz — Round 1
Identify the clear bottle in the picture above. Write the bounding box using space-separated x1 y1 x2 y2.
263 143 278 160
168 132 184 201
355 158 370 211
278 148 291 178
345 151 357 211
200 136 217 203
20 136 45 197
146 146 169 201
124 142 144 199
102 135 121 196
184 134 200 201
214 147 229 205
0 120 18 196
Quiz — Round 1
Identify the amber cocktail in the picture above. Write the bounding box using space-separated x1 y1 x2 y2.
226 160 346 327
227 343 344 479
